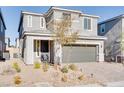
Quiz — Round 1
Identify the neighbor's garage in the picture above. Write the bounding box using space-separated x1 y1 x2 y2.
62 45 97 63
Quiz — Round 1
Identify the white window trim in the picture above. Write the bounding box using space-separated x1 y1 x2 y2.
40 17 44 28
34 40 41 57
36 40 40 57
84 17 92 31
27 15 32 27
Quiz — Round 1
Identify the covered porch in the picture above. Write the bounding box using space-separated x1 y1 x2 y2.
33 40 54 63
23 35 56 64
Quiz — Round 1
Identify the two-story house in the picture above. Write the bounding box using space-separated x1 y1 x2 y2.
18 7 106 64
0 9 6 60
98 15 124 62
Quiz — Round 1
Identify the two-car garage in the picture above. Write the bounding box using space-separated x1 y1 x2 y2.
62 45 97 63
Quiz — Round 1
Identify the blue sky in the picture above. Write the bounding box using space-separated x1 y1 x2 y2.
0 6 124 45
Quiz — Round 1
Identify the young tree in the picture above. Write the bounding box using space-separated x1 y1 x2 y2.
53 15 79 64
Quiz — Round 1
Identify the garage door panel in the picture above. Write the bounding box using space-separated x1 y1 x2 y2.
62 45 96 63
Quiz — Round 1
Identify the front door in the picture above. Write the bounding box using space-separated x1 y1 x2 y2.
34 40 50 62
40 40 50 62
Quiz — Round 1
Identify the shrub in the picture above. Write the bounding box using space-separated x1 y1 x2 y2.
12 62 21 73
78 75 84 80
43 63 49 72
61 75 68 82
61 66 68 73
69 64 78 71
34 61 41 69
14 76 22 85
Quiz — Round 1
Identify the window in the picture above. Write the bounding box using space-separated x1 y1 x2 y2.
100 24 105 33
84 18 91 30
27 15 32 27
40 17 44 28
63 13 71 20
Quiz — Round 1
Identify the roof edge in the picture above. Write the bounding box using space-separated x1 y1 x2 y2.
0 8 6 30
98 14 124 25
21 11 44 16
81 14 100 18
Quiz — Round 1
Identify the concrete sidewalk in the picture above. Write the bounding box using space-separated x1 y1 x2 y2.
105 81 124 87
74 81 124 87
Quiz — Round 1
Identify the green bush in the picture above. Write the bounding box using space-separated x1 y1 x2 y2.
34 61 41 69
69 64 78 71
13 62 21 73
61 66 68 73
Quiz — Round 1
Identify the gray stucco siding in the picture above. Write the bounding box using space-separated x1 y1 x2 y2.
98 17 122 61
23 14 46 32
53 10 98 37
98 18 121 36
80 17 98 36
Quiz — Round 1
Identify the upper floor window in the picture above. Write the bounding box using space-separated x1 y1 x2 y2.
27 15 32 27
40 17 44 28
63 13 71 20
100 24 105 33
84 18 91 30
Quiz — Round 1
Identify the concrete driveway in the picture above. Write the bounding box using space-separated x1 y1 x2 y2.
64 62 124 83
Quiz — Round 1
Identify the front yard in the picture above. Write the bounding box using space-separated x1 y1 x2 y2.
0 59 124 87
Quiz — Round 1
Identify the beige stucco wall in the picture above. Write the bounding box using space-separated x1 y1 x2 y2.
6 47 19 59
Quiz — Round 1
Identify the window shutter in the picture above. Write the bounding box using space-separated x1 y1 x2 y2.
84 18 87 30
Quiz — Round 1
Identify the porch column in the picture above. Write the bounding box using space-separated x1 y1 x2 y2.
98 41 104 62
54 41 62 64
25 36 34 64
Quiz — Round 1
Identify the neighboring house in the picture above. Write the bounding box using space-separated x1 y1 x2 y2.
98 15 124 62
5 46 19 59
5 37 10 49
15 38 19 48
4 38 20 60
3 37 10 60
18 7 106 64
0 9 6 60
